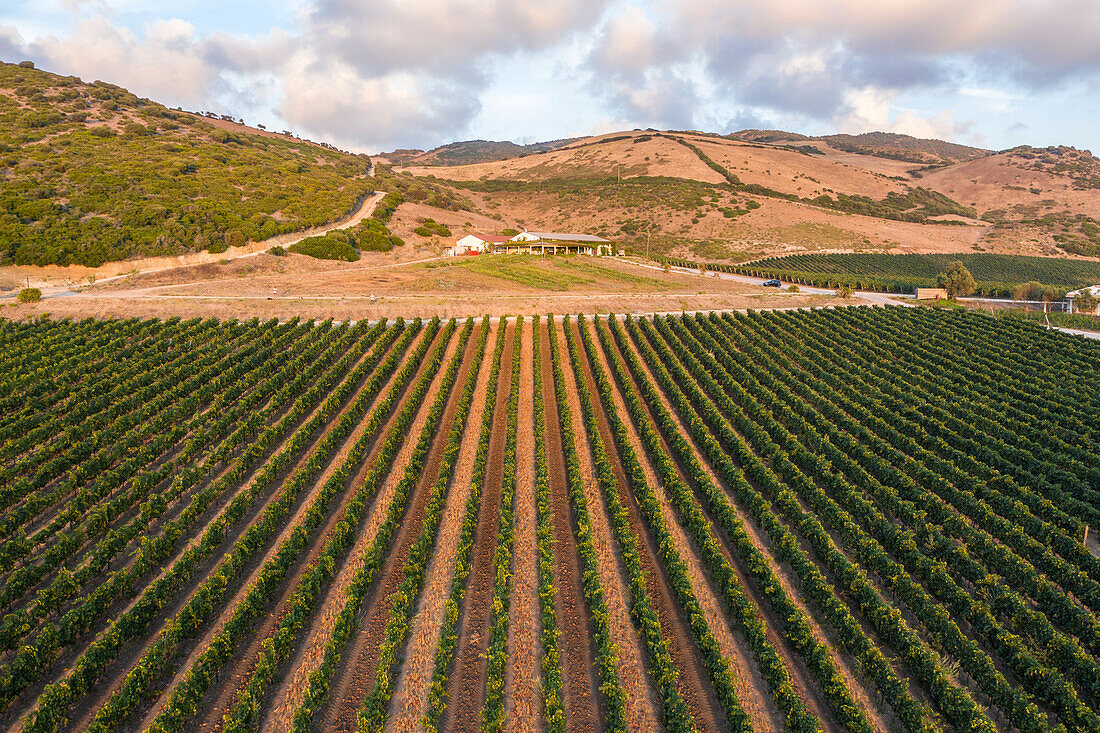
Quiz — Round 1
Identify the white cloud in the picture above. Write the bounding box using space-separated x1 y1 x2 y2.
4 0 1100 150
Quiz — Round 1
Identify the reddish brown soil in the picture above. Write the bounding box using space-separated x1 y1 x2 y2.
380 323 498 733
0 327 317 621
122 331 436 731
440 323 515 733
554 317 659 731
568 318 724 733
506 319 541 729
539 321 601 733
318 325 481 733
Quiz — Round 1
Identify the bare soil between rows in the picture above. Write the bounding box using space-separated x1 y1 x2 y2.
317 324 479 733
440 323 515 733
539 321 601 733
569 318 725 733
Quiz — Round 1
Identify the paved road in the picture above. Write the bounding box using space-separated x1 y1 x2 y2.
1052 326 1100 340
612 257 916 305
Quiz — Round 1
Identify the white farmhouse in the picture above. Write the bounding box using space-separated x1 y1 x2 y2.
504 231 612 256
450 234 510 256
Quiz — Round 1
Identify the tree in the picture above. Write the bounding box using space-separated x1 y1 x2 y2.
938 261 976 299
1014 281 1044 301
836 284 854 299
17 288 41 303
1074 289 1098 314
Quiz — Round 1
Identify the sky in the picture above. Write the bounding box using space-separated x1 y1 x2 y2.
2 0 1100 155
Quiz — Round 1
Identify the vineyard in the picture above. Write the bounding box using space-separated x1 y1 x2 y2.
671 253 1100 297
1 307 1099 733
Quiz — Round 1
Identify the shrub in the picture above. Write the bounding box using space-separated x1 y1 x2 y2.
18 61 34 69
836 284 854 298
788 284 800 293
413 218 451 238
269 246 287 257
290 235 360 261
17 288 42 303
354 220 402 251
938 261 976 298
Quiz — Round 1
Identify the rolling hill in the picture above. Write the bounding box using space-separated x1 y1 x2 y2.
398 128 1100 263
3 60 1099 270
378 137 581 166
0 61 375 266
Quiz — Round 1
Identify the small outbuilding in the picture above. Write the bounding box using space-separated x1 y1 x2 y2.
450 234 511 256
914 287 948 300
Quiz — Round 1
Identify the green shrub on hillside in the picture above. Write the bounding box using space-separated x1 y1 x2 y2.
356 219 403 251
17 287 41 303
290 234 360 261
412 218 451 237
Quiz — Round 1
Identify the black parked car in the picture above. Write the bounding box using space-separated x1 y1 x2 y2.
762 279 782 287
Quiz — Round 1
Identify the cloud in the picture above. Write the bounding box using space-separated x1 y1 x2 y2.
579 0 1100 138
278 52 481 150
3 0 611 150
5 0 1100 150
834 86 981 145
0 25 24 61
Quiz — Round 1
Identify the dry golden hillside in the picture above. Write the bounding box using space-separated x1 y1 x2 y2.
397 130 1100 263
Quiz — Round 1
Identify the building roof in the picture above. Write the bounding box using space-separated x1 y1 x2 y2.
477 234 512 243
1067 285 1100 297
512 231 610 243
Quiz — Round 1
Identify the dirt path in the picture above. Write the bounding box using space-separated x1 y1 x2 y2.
383 322 499 733
317 325 478 733
8 192 386 293
507 320 541 732
260 325 461 731
440 323 515 733
539 322 601 733
569 318 723 733
553 317 660 732
5 325 399 731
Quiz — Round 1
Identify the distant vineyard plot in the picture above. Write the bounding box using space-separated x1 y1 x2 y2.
1 308 1099 733
721 252 1100 295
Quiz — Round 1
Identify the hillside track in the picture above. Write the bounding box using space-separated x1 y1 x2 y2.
538 320 601 733
568 317 725 733
319 324 483 733
440 323 515 733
